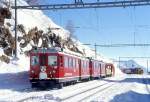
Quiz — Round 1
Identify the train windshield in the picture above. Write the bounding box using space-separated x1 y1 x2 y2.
31 56 39 66
40 54 47 66
48 56 57 66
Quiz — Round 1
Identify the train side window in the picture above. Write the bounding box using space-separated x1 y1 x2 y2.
76 59 78 68
84 61 87 69
48 56 57 66
87 61 89 68
69 57 73 68
82 61 84 68
31 56 39 66
73 58 76 68
96 63 98 69
94 62 96 69
81 61 84 69
64 57 68 68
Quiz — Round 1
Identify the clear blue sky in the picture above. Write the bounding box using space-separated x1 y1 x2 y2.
39 0 150 60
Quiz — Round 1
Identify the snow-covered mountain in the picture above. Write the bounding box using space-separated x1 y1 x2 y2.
119 60 142 69
118 60 147 73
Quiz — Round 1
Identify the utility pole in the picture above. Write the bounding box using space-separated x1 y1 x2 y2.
147 60 149 74
119 57 120 69
82 43 97 59
94 43 97 59
14 0 18 59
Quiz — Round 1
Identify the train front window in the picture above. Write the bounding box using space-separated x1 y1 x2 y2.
48 56 57 66
31 56 39 66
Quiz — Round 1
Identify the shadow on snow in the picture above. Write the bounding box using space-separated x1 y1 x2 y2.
101 77 150 85
0 71 31 91
110 90 150 102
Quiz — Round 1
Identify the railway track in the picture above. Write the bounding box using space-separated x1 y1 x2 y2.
61 82 115 102
5 80 108 102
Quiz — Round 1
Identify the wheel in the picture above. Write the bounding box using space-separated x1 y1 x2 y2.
57 83 63 89
31 82 38 88
72 81 76 85
38 81 47 90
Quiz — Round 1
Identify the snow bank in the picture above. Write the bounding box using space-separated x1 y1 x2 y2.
0 55 29 74
113 62 124 76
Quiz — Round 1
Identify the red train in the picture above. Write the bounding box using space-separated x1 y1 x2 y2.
29 48 115 88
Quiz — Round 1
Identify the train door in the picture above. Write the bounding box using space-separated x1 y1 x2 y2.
39 53 48 80
89 60 93 79
99 63 101 78
58 55 64 78
79 59 82 80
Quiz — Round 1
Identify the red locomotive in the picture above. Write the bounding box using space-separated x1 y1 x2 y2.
29 48 115 88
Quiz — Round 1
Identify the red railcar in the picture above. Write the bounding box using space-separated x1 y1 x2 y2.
79 58 90 80
90 60 101 79
105 63 115 77
29 48 115 88
30 48 89 88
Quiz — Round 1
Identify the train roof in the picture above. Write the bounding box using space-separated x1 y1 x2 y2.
30 47 111 62
31 47 62 53
31 47 87 59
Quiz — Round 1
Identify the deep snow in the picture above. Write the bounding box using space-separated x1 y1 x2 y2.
0 71 149 102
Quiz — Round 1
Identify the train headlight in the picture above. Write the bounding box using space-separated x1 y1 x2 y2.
31 70 34 74
40 66 46 72
53 70 56 73
54 66 57 69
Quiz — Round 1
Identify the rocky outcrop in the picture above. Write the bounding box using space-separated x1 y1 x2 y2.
0 7 11 26
0 55 10 63
0 7 15 58
0 6 84 63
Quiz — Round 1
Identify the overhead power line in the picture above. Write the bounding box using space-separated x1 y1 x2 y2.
12 0 150 10
12 0 150 58
95 43 150 47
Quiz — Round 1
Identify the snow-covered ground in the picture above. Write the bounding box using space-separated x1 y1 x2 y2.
0 70 149 102
0 52 149 102
0 55 149 102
